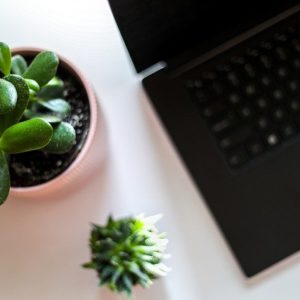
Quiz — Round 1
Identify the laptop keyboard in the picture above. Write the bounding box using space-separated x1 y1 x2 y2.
185 21 300 170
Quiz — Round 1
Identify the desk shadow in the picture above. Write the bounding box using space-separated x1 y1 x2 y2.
246 250 300 287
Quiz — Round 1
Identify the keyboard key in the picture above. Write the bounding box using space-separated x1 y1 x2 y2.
294 44 300 53
244 64 256 78
280 124 297 139
219 137 232 150
272 89 285 101
194 90 210 104
274 33 288 42
216 63 232 73
287 80 299 93
246 48 260 58
211 114 237 134
255 97 269 110
292 40 300 52
231 56 246 65
211 81 224 95
272 108 286 122
291 38 300 46
201 71 217 80
202 107 215 118
228 93 241 105
257 116 271 130
244 84 257 96
287 26 296 35
247 139 264 156
219 126 254 150
260 55 272 69
227 149 248 167
288 100 300 113
239 106 253 119
265 132 280 147
227 72 240 86
260 41 274 50
260 74 273 88
185 79 203 89
202 102 225 119
292 58 300 69
276 66 288 78
275 47 288 60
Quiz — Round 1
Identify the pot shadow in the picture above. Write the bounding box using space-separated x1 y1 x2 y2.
0 129 130 299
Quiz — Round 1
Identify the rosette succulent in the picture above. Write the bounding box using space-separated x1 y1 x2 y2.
0 42 76 204
83 214 170 298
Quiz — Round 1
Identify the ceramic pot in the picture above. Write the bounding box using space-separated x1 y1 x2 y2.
9 48 106 198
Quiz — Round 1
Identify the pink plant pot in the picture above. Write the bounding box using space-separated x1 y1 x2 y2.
9 48 106 199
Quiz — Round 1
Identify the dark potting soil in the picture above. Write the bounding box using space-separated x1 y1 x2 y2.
10 63 91 187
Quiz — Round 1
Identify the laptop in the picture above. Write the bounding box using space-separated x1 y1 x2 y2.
108 1 300 277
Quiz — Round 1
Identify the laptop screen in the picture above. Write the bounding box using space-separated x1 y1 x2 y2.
108 0 299 72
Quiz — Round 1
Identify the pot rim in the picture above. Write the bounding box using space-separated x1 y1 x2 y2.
10 47 99 194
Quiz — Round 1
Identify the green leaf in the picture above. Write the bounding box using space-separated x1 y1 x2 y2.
122 275 133 296
37 115 62 123
111 268 123 285
0 79 17 115
38 99 71 117
23 51 59 86
0 75 30 135
43 122 75 154
37 76 64 99
29 89 38 99
23 109 62 123
100 266 115 280
11 55 27 75
0 150 10 205
127 262 151 283
0 118 53 154
24 79 40 93
82 262 97 269
0 42 11 75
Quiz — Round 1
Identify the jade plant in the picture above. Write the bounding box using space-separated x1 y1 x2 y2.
0 42 76 204
83 214 170 298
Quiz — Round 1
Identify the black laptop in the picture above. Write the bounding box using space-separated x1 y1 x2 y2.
108 1 300 277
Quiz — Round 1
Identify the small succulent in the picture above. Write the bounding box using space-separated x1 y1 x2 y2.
0 42 76 204
83 214 170 298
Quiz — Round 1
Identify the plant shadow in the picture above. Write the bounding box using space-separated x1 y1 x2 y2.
98 279 170 300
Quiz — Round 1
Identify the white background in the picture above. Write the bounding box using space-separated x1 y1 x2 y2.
0 0 300 299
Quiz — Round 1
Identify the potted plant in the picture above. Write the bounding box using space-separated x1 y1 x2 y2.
83 214 170 298
0 42 102 204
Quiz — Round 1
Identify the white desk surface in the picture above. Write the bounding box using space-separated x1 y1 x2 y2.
1 1 300 299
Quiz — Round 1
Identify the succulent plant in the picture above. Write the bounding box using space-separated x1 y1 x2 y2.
0 42 76 204
83 214 170 298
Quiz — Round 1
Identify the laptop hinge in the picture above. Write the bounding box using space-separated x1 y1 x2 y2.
165 4 300 78
139 61 168 79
